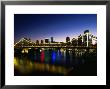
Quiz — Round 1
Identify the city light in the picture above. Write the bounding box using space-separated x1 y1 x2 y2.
14 30 97 76
14 30 97 50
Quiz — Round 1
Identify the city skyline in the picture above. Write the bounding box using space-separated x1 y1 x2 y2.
14 14 97 43
17 33 97 43
14 30 97 47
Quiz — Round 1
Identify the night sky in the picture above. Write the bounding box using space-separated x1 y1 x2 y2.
14 14 97 43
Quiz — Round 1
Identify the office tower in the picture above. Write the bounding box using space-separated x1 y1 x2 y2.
66 37 70 43
83 30 89 47
78 34 83 46
45 39 49 43
71 38 77 46
66 37 70 45
51 37 54 43
83 30 92 47
41 40 44 44
36 40 39 44
92 36 97 45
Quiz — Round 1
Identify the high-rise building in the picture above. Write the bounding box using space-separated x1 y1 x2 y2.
83 30 89 47
78 34 83 46
83 30 92 47
51 37 54 43
88 35 93 46
36 40 39 44
45 39 49 43
92 36 97 45
66 37 71 45
41 40 44 44
71 38 77 46
66 37 70 43
84 30 89 34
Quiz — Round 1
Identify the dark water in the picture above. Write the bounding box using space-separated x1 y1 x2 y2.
14 48 97 76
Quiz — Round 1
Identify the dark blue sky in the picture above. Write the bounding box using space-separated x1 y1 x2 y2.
14 14 97 43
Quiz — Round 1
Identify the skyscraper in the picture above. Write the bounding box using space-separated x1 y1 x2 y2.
83 30 92 47
92 36 97 45
66 37 70 45
41 40 44 44
71 38 77 46
45 39 49 43
78 34 83 46
51 37 54 43
66 37 70 43
36 40 39 44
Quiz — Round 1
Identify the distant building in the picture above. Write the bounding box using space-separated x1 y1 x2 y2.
83 30 89 46
66 37 71 45
92 36 97 45
36 40 39 44
84 30 89 34
41 40 44 44
66 37 70 43
78 34 83 46
45 39 49 43
51 37 54 43
83 30 92 47
71 38 77 46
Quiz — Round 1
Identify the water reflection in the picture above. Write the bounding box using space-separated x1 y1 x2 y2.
14 57 73 75
14 48 96 76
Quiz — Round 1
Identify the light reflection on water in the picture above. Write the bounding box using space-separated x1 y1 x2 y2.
14 48 95 75
14 57 73 75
